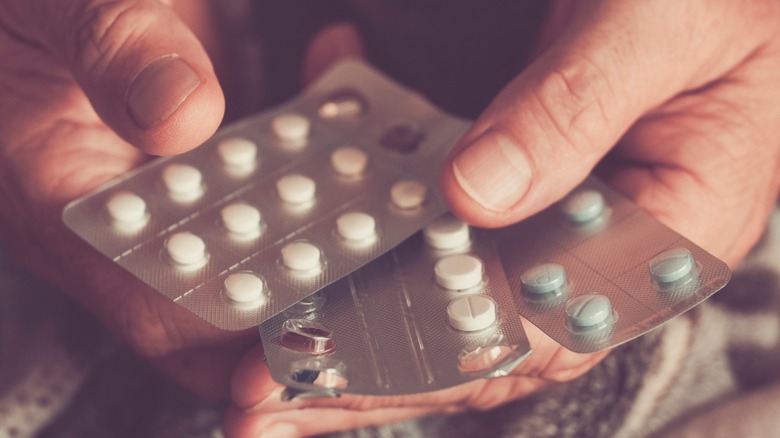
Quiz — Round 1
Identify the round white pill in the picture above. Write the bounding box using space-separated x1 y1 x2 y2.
447 295 497 332
166 232 206 265
565 294 613 329
281 241 321 271
330 146 368 176
272 113 310 141
521 263 567 296
390 180 427 209
560 189 605 224
161 163 202 196
423 215 470 249
106 191 147 223
336 212 376 241
435 254 483 290
649 248 695 284
217 137 257 167
224 272 265 304
276 174 316 204
221 203 261 234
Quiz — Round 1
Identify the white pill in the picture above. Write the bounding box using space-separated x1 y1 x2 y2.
221 203 261 234
336 212 376 241
448 295 497 332
161 163 202 196
435 254 483 290
330 146 368 176
166 232 206 265
423 214 470 249
276 174 316 204
224 272 265 304
217 137 257 166
390 180 427 209
272 113 310 141
106 191 147 223
281 241 321 271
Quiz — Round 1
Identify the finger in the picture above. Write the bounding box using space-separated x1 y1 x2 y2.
231 344 283 409
223 404 444 438
301 23 365 86
439 0 775 228
4 0 224 155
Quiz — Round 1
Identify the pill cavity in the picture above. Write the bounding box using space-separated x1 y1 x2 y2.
224 272 265 304
272 113 310 141
318 89 367 119
435 254 483 290
560 189 605 224
649 247 696 285
380 123 424 154
390 180 427 209
276 174 316 204
330 146 368 177
565 294 613 330
106 191 147 223
281 241 321 271
281 319 336 354
217 137 257 167
336 212 376 241
166 232 206 265
221 202 261 235
161 163 202 197
423 214 470 249
447 295 497 332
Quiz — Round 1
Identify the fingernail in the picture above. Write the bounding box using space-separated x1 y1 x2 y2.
260 423 299 438
453 131 533 212
127 56 201 129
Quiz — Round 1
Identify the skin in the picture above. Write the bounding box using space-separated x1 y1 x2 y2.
0 0 778 437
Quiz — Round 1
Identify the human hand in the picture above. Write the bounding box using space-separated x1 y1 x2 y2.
0 0 253 398
225 0 780 436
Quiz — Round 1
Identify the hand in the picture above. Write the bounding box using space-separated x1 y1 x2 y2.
0 0 251 398
225 0 780 436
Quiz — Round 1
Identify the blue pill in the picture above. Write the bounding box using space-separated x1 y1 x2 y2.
521 263 567 295
565 294 612 328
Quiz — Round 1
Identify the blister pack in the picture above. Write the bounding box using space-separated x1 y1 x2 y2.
259 215 532 398
62 61 470 330
494 177 731 353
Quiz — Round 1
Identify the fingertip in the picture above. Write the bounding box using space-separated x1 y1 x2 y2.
231 344 276 409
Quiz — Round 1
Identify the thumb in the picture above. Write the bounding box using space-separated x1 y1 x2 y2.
439 1 693 227
13 0 224 155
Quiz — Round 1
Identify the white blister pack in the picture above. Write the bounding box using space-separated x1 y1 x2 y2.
495 177 731 353
259 215 532 398
62 61 470 330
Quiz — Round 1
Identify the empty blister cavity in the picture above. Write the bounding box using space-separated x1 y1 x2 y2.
286 293 326 316
281 241 322 272
390 180 427 209
448 295 497 332
165 232 207 266
649 247 699 292
318 89 367 119
221 202 261 235
424 214 470 250
271 113 310 142
458 344 519 375
161 163 203 200
336 212 376 241
224 272 266 306
435 254 483 290
331 146 369 177
217 137 257 168
560 189 605 224
286 357 349 400
565 294 615 332
281 319 336 354
521 263 568 302
105 191 147 224
380 123 424 154
276 174 316 204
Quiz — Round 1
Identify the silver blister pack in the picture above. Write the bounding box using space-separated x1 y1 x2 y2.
62 61 470 330
259 215 532 397
494 177 731 353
